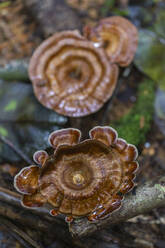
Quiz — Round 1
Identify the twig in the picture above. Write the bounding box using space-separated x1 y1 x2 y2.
0 134 33 164
69 176 165 237
0 59 29 81
0 186 58 220
1 217 42 248
0 187 72 246
0 186 66 231
0 186 68 232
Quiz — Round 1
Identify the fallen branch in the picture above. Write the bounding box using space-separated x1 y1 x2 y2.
0 135 33 164
1 177 165 239
1 217 42 248
0 59 29 81
0 187 73 246
69 176 165 237
0 187 64 225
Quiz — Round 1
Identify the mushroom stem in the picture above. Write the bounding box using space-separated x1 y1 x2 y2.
69 176 165 237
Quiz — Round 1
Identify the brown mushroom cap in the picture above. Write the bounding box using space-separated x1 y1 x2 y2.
48 128 81 150
29 30 119 117
38 140 125 216
14 165 40 195
14 126 139 220
33 150 49 165
84 16 138 67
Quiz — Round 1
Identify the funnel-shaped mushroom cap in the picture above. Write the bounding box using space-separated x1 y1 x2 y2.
29 30 119 117
14 127 139 221
84 16 138 67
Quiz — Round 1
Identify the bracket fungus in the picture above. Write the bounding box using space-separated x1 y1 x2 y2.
14 126 139 223
84 16 138 67
29 30 118 117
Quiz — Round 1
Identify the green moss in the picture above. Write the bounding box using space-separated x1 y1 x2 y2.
112 8 129 16
111 78 155 146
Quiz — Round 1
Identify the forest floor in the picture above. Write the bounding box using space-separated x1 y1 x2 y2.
0 0 165 247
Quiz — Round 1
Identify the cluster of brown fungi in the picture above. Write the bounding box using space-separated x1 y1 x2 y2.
14 16 139 223
29 16 138 117
14 126 139 223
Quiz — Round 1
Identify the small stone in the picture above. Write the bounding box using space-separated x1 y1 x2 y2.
142 147 155 156
144 142 151 148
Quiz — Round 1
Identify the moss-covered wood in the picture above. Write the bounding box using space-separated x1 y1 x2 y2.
112 78 155 145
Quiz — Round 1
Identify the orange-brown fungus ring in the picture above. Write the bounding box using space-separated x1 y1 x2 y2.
14 126 139 222
29 30 119 117
84 16 138 67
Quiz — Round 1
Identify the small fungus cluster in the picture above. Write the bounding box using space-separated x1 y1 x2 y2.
14 126 139 222
84 16 138 67
29 16 138 117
